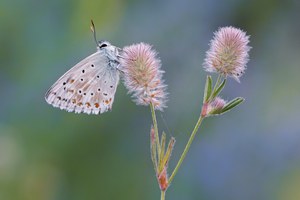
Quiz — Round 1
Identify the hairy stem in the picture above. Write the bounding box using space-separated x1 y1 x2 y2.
150 103 161 161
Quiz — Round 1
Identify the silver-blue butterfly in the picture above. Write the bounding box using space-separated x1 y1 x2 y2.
45 21 121 114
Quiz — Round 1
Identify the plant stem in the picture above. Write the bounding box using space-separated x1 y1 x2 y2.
212 74 222 95
168 115 205 184
161 190 165 200
150 103 161 161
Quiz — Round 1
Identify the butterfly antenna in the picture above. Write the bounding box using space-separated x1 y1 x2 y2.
90 20 98 45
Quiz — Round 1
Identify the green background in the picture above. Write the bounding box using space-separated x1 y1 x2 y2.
1 0 300 199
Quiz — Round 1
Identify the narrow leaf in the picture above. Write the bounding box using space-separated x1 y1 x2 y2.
159 132 166 171
162 137 176 168
221 97 244 113
203 75 212 103
211 78 226 100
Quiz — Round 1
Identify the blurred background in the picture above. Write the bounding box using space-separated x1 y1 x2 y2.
0 0 300 199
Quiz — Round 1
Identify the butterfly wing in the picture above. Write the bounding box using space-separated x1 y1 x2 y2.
45 51 120 114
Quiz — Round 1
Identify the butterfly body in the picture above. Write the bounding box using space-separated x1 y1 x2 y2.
45 41 121 115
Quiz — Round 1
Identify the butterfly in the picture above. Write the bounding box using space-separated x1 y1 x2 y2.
45 21 121 115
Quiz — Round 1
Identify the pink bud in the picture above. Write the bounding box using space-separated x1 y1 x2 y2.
157 166 168 191
207 97 226 116
150 126 156 145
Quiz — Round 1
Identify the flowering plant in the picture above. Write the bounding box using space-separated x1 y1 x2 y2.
120 26 251 200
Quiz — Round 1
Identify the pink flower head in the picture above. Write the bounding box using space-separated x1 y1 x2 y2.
206 97 226 116
120 43 167 110
204 26 251 82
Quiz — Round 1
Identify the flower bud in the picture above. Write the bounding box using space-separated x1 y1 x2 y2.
206 97 226 116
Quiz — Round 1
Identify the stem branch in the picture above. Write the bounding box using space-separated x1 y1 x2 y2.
150 103 161 162
161 190 165 200
211 74 222 100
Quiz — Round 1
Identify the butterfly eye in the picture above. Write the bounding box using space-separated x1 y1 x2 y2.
99 43 107 48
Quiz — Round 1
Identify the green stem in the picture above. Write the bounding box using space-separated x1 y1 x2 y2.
212 74 222 96
161 190 165 200
150 103 161 161
168 115 205 184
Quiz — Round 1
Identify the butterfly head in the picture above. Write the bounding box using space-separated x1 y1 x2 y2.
97 40 120 60
97 40 113 50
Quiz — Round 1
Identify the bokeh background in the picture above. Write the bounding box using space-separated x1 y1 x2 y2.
1 0 300 199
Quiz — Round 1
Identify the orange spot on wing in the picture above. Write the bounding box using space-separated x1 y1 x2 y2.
94 103 99 108
70 79 75 83
83 85 89 90
77 102 83 106
72 99 76 104
86 102 91 108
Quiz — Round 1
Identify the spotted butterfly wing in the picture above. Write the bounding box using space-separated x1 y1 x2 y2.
45 41 120 115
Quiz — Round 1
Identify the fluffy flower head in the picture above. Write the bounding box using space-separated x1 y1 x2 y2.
120 43 167 110
207 97 226 115
204 26 251 81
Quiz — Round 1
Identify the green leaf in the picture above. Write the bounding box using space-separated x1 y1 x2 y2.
159 132 166 171
162 137 175 168
211 78 226 100
221 97 244 114
203 75 212 103
208 107 223 115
